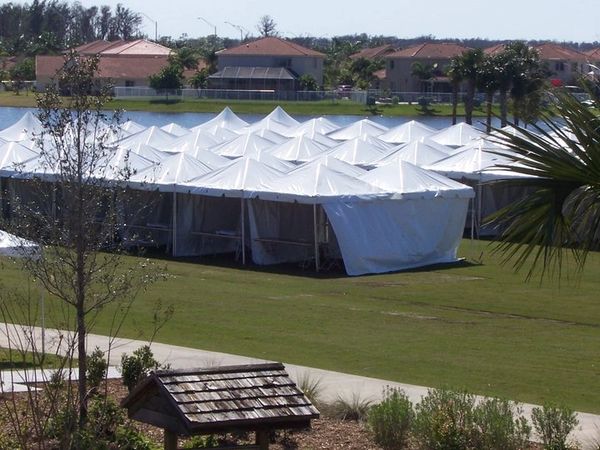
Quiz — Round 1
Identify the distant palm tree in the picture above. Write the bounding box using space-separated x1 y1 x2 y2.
485 86 600 279
460 49 484 125
477 54 501 132
411 62 433 93
446 57 464 125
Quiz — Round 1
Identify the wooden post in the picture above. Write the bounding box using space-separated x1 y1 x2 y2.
172 190 177 256
313 203 320 272
164 430 178 450
256 429 269 450
241 197 246 265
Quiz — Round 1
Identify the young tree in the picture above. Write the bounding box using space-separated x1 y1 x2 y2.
4 51 163 436
477 54 502 133
446 56 464 125
256 15 278 37
9 57 35 95
149 60 184 100
460 48 484 125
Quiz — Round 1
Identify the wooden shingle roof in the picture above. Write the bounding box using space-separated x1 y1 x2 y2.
122 363 319 436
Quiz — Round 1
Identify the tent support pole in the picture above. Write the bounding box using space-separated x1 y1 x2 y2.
172 191 177 257
470 196 475 241
313 204 320 272
477 182 483 238
241 198 246 265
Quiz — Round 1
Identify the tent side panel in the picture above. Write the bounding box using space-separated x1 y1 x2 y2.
323 198 469 276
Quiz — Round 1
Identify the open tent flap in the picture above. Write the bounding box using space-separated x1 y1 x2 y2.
174 194 242 257
121 190 173 247
323 197 469 276
248 200 339 266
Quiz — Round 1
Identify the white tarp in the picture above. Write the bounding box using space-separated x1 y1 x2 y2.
160 122 190 137
290 117 339 137
0 229 39 258
191 106 249 132
298 155 368 177
117 126 178 149
0 112 43 142
267 135 329 164
165 129 219 153
324 197 469 275
210 133 276 159
326 136 390 168
372 139 451 168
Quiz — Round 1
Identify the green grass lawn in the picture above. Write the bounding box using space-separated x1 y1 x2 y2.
1 239 599 413
0 346 68 370
0 91 493 117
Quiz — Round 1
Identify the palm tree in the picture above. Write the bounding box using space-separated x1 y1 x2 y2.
446 56 464 125
460 49 484 125
411 61 433 93
477 54 501 132
507 43 545 127
485 86 600 279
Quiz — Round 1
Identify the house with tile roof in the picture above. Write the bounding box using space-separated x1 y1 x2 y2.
36 39 199 90
209 37 325 90
535 43 589 85
350 44 396 61
384 42 472 93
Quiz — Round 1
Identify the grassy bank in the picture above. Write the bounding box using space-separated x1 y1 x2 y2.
0 91 494 117
1 239 599 413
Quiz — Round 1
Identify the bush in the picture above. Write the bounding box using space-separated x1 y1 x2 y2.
87 346 108 392
473 398 531 450
324 392 373 421
531 404 579 450
296 372 323 407
413 388 478 450
182 435 219 448
121 345 167 392
391 96 400 105
367 387 413 449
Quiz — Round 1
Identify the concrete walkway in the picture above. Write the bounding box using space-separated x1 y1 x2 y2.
0 324 598 448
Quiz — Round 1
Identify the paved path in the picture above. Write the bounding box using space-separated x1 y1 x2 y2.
0 324 598 448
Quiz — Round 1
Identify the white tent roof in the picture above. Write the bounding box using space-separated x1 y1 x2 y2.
125 143 171 162
181 147 233 168
0 112 43 142
426 139 516 179
182 157 285 197
121 120 146 134
378 120 437 144
361 159 474 199
191 106 249 132
130 152 213 190
238 128 290 144
326 136 389 167
290 117 340 136
297 129 338 148
373 139 451 168
430 122 486 147
98 148 157 180
294 154 368 177
243 151 295 173
256 162 387 204
164 129 219 153
0 230 39 258
0 142 40 173
160 122 190 137
267 134 329 164
117 126 178 149
327 119 388 140
262 106 300 128
210 133 276 159
242 117 295 136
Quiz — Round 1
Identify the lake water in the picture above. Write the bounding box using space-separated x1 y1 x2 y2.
0 106 503 131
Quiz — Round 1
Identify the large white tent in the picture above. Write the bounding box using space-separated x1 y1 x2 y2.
430 122 486 148
0 229 39 258
267 135 330 164
327 119 388 141
0 111 42 142
373 139 451 168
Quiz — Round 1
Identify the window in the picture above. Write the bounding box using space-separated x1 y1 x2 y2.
390 60 395 70
555 62 565 72
125 80 135 87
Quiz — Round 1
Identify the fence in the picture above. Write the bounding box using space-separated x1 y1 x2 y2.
112 87 483 105
113 87 369 103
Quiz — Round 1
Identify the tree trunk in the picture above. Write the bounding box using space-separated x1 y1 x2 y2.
499 89 508 127
451 84 458 125
465 81 475 125
485 91 494 133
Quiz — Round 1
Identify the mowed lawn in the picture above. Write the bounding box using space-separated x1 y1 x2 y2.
1 239 599 413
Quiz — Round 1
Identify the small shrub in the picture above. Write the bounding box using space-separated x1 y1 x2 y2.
531 404 579 450
121 345 167 392
413 388 478 450
325 392 372 421
87 346 108 392
296 372 323 407
182 434 219 448
391 96 400 105
367 387 413 449
473 398 531 450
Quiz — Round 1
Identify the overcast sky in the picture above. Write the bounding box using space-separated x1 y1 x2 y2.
78 0 600 43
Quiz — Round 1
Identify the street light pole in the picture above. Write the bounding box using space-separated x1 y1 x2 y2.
141 12 158 41
225 21 245 42
198 16 217 39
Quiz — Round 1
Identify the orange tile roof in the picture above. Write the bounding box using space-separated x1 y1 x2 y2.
218 37 325 57
585 48 600 60
73 39 171 56
484 44 507 55
387 42 471 59
350 44 396 60
373 68 386 80
535 43 588 62
37 54 193 80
